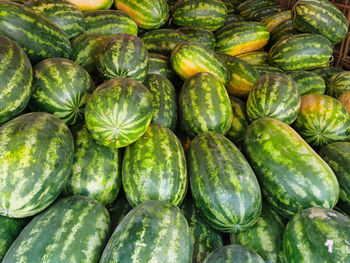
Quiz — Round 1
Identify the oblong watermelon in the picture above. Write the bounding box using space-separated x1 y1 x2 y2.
254 65 284 75
311 66 344 82
203 245 265 263
226 96 249 144
237 0 275 17
261 10 291 32
225 13 245 25
288 70 326 96
177 26 216 50
326 71 350 98
246 5 287 22
236 51 269 66
269 19 298 46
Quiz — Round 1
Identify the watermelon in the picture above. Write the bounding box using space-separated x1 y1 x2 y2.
100 200 192 263
178 72 232 137
248 5 288 22
3 196 111 263
254 65 284 75
224 14 245 25
237 0 275 16
188 131 262 233
215 21 270 56
63 123 121 206
172 0 227 31
203 245 264 263
148 53 177 81
293 94 350 148
143 74 178 130
244 117 339 218
326 71 350 98
85 78 153 148
226 96 249 144
0 36 32 124
283 207 350 262
84 10 138 36
170 41 229 85
97 33 149 82
24 0 85 39
339 91 350 114
292 0 348 44
0 112 74 218
109 195 132 230
236 51 269 66
269 33 333 71
288 70 326 96
261 10 291 32
29 58 95 125
115 0 169 30
269 19 298 47
246 72 301 124
67 0 113 11
177 26 216 50
311 66 344 82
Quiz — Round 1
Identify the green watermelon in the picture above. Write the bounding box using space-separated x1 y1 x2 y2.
261 10 291 32
237 0 275 17
311 67 344 82
236 51 269 66
109 195 132 230
269 19 298 47
3 196 111 263
224 14 245 25
203 245 265 263
85 78 153 148
248 5 288 22
177 26 216 50
339 91 350 114
288 70 326 96
226 96 249 144
67 0 113 11
326 71 350 98
254 65 284 75
148 53 177 81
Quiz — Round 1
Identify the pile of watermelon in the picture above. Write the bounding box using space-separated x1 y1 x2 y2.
0 0 350 262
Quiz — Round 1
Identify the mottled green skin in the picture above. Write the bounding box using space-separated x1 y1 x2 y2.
283 207 350 263
327 71 350 98
0 112 74 218
97 33 149 82
244 117 339 218
224 14 245 26
29 58 95 125
288 70 326 96
172 0 227 31
188 132 262 233
203 245 265 263
179 72 232 137
254 65 284 75
24 0 85 39
319 142 350 214
0 1 71 63
269 19 298 47
294 94 350 149
109 195 132 230
143 74 177 130
237 0 275 17
237 51 269 66
311 67 344 82
63 123 121 206
123 124 187 207
246 73 301 124
84 10 138 36
71 33 110 73
226 96 249 144
100 200 192 263
232 204 285 263
0 216 27 261
292 0 348 44
247 5 288 22
269 33 333 71
181 198 223 263
3 196 111 263
85 78 153 148
0 36 32 123
177 26 216 50
148 53 176 80
261 10 291 32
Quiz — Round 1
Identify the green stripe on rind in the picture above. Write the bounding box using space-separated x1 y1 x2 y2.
24 0 85 39
122 124 187 207
84 10 138 36
283 207 350 263
244 117 339 218
0 112 74 218
237 0 275 15
188 131 262 233
261 10 291 32
203 245 265 263
311 67 344 82
179 72 233 137
226 96 249 144
247 5 288 22
246 72 301 125
224 14 245 26
148 53 176 80
84 78 153 148
254 65 284 75
177 26 216 50
29 58 95 125
97 33 149 82
3 196 111 263
0 1 71 63
100 200 192 263
293 94 350 149
63 123 121 206
326 71 350 98
237 51 269 66
288 70 326 96
269 19 298 47
172 0 227 31
0 36 32 124
269 33 333 71
109 195 132 230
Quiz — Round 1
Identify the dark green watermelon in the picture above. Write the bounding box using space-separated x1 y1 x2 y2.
148 53 177 81
226 96 249 144
326 71 350 98
288 70 326 96
203 245 264 263
177 26 216 50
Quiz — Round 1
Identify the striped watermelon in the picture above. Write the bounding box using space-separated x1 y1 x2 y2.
311 66 344 82
203 245 264 263
24 0 85 39
269 33 333 71
254 65 284 75
283 207 350 262
215 21 270 56
226 96 249 144
248 5 288 22
237 0 275 17
97 33 149 82
172 0 227 31
29 58 95 125
178 72 232 137
115 0 169 29
85 78 153 148
3 196 111 263
149 53 177 81
293 94 350 148
0 112 74 218
225 14 245 25
143 74 178 130
339 91 350 114
188 131 262 233
326 71 350 98
269 19 298 46
261 10 291 32
237 51 269 66
63 123 121 206
0 1 71 63
288 70 326 96
67 0 113 11
244 117 339 218
84 10 138 36
246 72 301 124
100 200 192 263
177 26 216 50
109 195 132 230
0 36 32 124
